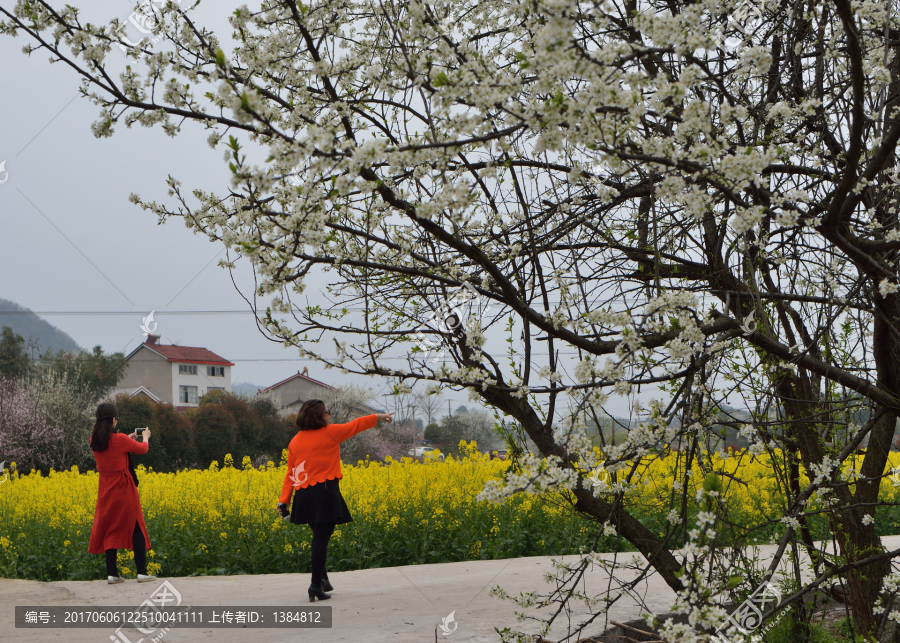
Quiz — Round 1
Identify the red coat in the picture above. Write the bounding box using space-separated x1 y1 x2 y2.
88 433 151 554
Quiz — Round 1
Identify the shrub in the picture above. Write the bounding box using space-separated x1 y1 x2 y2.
192 405 237 467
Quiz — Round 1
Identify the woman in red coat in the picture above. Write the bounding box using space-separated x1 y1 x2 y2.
276 400 393 602
88 402 156 584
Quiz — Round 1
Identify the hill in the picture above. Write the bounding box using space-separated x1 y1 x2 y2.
232 381 265 396
0 298 82 354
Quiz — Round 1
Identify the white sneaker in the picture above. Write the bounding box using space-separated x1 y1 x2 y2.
137 574 157 583
107 576 125 584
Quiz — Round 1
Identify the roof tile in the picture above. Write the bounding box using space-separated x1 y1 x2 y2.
145 342 234 365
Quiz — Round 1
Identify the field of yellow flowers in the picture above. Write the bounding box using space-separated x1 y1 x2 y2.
2 444 900 581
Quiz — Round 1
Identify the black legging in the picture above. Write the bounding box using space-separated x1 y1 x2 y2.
310 522 336 587
105 521 147 576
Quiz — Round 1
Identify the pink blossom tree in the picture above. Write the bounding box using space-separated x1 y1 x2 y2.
321 385 417 463
0 378 61 473
342 418 418 464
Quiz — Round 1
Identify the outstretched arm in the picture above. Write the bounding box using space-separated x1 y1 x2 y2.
326 413 392 442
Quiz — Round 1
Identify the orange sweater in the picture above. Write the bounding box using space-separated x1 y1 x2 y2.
279 415 378 504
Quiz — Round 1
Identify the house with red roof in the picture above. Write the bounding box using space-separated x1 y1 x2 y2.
113 335 234 407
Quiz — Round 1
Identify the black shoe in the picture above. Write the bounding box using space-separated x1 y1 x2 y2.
308 583 331 602
321 574 334 592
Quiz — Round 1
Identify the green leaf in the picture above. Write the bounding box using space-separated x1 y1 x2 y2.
433 72 449 87
703 472 723 494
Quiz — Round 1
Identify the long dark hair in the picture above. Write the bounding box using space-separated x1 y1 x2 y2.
296 399 328 431
91 402 118 452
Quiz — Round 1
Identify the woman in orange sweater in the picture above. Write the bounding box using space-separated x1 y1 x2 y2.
276 400 393 602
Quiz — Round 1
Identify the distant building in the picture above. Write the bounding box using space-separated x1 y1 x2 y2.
113 385 166 404
263 367 380 416
112 335 234 408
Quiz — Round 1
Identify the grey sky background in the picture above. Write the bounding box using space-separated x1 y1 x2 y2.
0 0 645 421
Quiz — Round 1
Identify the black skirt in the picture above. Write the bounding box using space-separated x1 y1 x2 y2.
290 477 353 526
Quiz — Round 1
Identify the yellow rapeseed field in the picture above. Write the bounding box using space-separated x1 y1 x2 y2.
2 443 899 581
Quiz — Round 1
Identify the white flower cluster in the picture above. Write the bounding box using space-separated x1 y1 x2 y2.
573 357 598 384
584 307 632 327
879 279 900 297
873 573 900 616
780 515 801 531
809 456 839 485
655 489 730 643
477 451 579 502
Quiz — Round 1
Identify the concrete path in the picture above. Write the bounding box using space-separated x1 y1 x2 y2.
5 536 899 643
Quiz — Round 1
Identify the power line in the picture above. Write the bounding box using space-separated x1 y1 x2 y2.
16 188 135 306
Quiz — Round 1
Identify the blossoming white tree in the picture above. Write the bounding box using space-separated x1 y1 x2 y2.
4 0 900 638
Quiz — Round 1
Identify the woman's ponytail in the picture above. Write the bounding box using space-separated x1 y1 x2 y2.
91 402 118 452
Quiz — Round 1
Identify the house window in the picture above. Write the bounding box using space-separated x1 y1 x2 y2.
207 386 225 392
207 366 225 377
179 385 198 404
179 364 197 375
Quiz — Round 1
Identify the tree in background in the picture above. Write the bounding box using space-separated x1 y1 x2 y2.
218 395 264 461
455 406 501 452
30 367 95 471
323 384 415 463
44 346 126 405
0 327 29 380
425 406 500 457
199 388 230 407
250 396 295 461
321 383 378 423
205 391 294 465
423 422 452 454
0 338 130 473
109 392 287 471
0 378 60 472
414 386 444 428
0 333 126 473
192 404 237 467
115 395 155 435
382 388 421 427
115 394 166 471
151 403 196 470
339 415 418 464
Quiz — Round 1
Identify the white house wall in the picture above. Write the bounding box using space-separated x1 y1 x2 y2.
171 362 232 406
